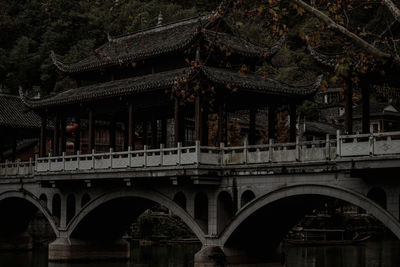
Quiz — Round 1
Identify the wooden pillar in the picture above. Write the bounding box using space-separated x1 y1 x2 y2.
249 108 256 145
142 121 148 148
344 81 353 134
289 104 297 142
161 118 167 146
151 118 158 148
361 81 370 133
40 115 47 157
128 103 135 150
88 110 95 153
174 99 181 146
53 115 60 156
217 101 227 145
11 136 17 161
109 119 116 151
74 117 81 154
201 108 209 146
194 96 203 143
268 105 276 141
60 118 66 153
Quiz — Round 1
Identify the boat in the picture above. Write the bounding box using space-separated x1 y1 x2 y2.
284 227 371 246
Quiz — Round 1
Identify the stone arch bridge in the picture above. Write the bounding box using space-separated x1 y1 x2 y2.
1 131 400 266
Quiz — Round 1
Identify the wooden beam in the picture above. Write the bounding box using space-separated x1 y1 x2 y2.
40 115 47 157
74 117 81 154
53 115 59 156
268 105 277 141
289 104 297 142
344 81 353 134
249 108 256 145
361 82 370 133
88 109 95 152
60 117 66 154
195 96 203 143
128 103 135 150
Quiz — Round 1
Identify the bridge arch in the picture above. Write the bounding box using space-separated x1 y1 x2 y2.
0 190 59 237
66 188 206 244
220 184 400 246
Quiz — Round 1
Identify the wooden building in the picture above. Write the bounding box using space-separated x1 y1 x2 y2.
20 14 321 157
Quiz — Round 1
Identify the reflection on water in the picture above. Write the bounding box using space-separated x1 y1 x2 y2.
0 241 399 267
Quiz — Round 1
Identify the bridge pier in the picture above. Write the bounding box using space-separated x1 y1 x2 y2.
48 237 130 262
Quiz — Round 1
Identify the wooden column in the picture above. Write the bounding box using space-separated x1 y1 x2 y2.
201 108 209 146
217 101 227 145
174 99 181 146
60 117 66 154
40 115 47 157
361 81 370 133
161 118 167 146
53 115 60 156
344 81 353 134
128 103 135 150
289 104 297 142
249 108 256 145
151 119 158 148
268 105 276 141
109 119 116 151
88 110 95 153
74 117 81 154
142 121 148 148
11 136 17 161
194 96 203 143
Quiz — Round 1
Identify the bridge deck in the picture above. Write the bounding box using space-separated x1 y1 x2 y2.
1 131 400 177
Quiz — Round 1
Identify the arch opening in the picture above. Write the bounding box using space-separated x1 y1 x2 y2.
0 196 56 249
221 185 400 259
240 190 255 208
173 192 187 211
68 190 205 245
217 191 234 234
367 187 387 209
194 192 208 233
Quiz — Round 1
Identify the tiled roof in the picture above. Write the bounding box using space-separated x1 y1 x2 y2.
201 66 322 96
0 93 41 129
20 66 321 109
51 16 278 73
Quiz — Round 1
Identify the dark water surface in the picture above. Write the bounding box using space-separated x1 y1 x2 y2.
0 241 399 267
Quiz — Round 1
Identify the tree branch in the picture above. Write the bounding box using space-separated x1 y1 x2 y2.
293 0 400 67
383 0 400 23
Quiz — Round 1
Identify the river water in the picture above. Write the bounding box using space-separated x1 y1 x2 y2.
0 240 399 267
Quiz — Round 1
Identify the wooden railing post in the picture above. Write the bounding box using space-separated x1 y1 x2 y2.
160 144 164 166
220 143 225 166
177 143 181 165
269 139 274 162
195 141 200 165
295 136 300 162
325 134 331 160
128 146 132 167
109 148 113 168
77 151 80 170
243 139 248 164
91 149 95 169
336 130 341 157
48 153 51 171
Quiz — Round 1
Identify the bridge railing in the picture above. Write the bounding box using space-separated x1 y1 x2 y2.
0 159 34 176
338 131 400 157
2 131 400 175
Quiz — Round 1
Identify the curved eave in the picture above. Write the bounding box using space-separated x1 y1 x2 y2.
19 69 192 109
201 66 322 98
307 45 337 68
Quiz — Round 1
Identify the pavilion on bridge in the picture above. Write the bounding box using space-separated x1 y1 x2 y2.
20 12 321 157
